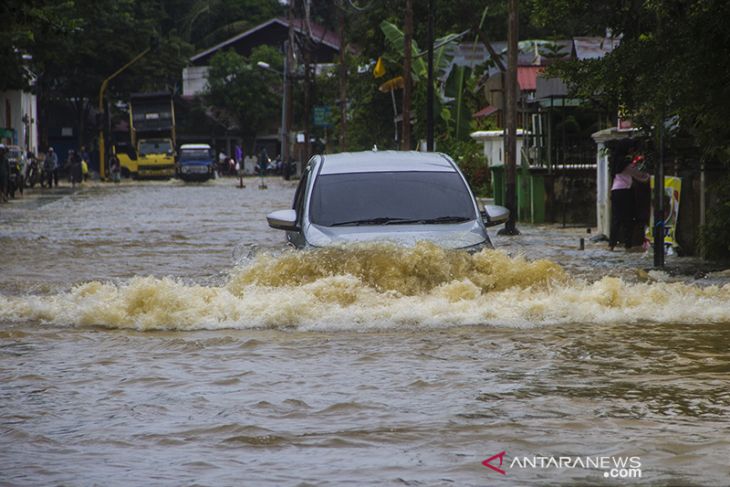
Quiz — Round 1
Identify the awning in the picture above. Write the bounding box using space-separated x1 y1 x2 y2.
473 105 500 118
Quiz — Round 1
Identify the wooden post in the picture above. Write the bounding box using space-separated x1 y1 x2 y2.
654 117 665 267
426 0 434 151
401 0 413 150
500 0 520 235
337 4 348 152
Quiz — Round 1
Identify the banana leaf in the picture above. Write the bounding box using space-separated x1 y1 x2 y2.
379 22 460 82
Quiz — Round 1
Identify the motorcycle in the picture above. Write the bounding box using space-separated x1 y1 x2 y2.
25 157 42 188
7 158 23 198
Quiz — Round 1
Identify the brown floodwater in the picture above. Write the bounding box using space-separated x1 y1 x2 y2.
1 178 730 486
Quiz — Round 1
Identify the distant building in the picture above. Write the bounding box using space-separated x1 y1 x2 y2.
0 89 38 153
183 17 342 98
180 17 344 161
470 35 621 225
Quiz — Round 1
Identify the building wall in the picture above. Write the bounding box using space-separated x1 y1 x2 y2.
182 66 210 97
545 171 597 226
0 90 38 152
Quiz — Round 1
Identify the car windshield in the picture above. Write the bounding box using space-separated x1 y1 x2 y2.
139 140 171 155
309 171 476 227
180 149 211 160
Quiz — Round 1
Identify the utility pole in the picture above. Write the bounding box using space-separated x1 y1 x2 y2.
280 41 290 180
337 3 348 152
286 0 295 176
654 117 665 267
426 0 434 151
401 0 413 150
97 47 150 180
499 0 520 235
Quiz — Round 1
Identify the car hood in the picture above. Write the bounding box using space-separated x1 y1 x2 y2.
304 220 488 249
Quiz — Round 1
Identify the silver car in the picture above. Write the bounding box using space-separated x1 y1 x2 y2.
266 150 508 250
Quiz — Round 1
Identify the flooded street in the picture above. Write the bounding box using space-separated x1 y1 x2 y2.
2 178 730 485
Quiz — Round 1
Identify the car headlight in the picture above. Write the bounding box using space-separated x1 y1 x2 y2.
461 240 490 253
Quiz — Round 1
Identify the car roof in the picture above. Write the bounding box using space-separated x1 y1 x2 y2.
180 144 211 149
318 150 456 175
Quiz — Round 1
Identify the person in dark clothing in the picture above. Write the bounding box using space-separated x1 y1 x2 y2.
258 148 270 175
110 153 121 183
0 145 8 203
45 147 59 188
68 150 83 188
609 149 650 250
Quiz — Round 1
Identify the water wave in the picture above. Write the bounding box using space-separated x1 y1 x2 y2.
1 242 729 331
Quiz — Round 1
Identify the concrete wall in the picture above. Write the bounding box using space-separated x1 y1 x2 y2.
544 170 597 226
0 90 38 152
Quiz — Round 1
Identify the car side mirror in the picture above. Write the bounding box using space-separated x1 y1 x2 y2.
267 209 300 231
481 204 509 227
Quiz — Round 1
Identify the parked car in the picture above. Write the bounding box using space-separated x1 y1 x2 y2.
266 150 509 250
177 143 216 181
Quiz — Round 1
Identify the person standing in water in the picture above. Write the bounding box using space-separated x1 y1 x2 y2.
609 150 650 250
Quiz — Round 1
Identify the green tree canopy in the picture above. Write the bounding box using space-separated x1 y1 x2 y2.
205 46 282 144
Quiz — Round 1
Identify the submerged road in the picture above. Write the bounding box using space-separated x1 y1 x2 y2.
1 178 730 485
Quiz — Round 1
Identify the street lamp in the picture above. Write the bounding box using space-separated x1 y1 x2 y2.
97 45 153 180
257 57 289 179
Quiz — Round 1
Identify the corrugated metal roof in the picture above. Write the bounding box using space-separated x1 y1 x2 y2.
535 76 569 99
573 36 621 59
190 17 341 64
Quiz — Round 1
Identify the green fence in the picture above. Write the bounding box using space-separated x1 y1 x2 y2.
490 165 545 223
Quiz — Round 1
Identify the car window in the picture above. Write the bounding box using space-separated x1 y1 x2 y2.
180 149 210 160
309 171 476 227
292 167 310 219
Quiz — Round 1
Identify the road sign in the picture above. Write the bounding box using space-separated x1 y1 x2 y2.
313 106 333 128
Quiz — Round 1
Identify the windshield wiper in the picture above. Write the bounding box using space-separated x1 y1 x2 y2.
329 216 471 226
417 216 472 224
329 217 417 226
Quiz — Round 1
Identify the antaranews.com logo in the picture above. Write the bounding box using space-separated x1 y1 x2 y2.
483 451 642 479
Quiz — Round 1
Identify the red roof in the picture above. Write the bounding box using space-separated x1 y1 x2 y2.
517 66 544 91
473 105 500 118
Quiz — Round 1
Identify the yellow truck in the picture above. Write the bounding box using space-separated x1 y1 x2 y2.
115 92 176 178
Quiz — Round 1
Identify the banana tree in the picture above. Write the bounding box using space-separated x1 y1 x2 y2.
379 20 461 82
380 20 473 141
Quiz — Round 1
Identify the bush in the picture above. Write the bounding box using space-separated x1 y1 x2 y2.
699 174 730 261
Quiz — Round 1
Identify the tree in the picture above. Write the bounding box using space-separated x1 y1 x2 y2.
204 46 282 150
0 1 82 91
5 0 194 149
179 0 283 48
538 0 730 162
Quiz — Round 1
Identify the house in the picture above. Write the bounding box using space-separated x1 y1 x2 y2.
180 17 343 161
470 36 619 225
183 17 342 97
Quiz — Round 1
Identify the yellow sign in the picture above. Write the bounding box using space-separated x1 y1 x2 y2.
373 57 386 78
646 176 682 246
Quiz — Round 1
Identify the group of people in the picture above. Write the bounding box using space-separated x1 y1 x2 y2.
41 147 89 189
0 145 91 203
216 146 293 178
